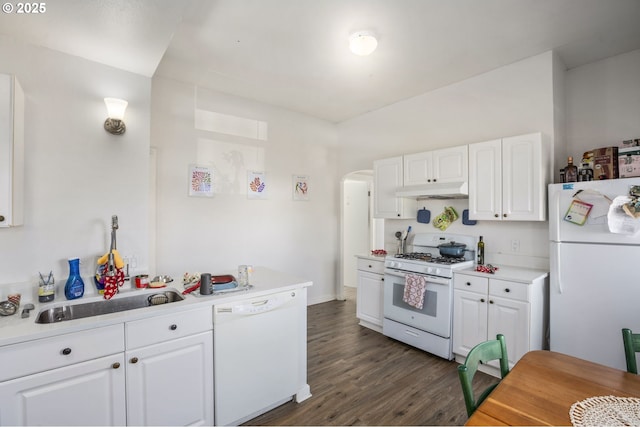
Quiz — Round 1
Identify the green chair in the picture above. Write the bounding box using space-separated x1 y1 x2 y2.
622 328 640 374
457 334 510 417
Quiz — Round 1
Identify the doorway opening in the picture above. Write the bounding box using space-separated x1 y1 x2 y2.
339 170 384 301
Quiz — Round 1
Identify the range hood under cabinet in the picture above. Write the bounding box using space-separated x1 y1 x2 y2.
395 181 469 199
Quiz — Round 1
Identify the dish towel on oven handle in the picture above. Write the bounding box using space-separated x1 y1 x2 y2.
403 274 427 310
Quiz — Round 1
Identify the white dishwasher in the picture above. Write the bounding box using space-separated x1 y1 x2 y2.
213 289 301 426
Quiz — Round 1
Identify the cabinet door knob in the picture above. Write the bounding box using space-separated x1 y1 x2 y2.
130 357 139 364
0 215 4 222
489 300 494 304
368 265 372 268
494 213 499 218
466 282 471 286
112 362 121 369
503 214 507 217
505 288 510 293
480 298 485 303
433 179 437 182
61 347 72 355
170 324 177 331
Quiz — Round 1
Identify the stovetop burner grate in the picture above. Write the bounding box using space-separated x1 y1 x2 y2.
431 256 467 265
394 252 433 261
394 252 468 265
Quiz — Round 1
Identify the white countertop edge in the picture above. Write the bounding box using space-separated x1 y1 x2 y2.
455 265 549 283
355 254 387 262
0 267 312 347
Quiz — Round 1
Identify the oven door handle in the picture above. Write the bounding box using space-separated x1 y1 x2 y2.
384 269 450 286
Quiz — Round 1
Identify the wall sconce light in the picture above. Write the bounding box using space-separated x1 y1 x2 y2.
349 31 378 56
104 98 128 135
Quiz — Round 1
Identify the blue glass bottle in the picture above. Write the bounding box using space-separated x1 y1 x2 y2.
64 257 85 300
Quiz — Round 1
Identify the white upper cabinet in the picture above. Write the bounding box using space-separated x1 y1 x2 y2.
469 132 546 221
0 74 24 228
373 156 416 219
403 145 468 186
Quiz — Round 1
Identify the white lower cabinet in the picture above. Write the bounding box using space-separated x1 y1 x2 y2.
0 325 126 426
125 308 213 426
453 271 547 371
0 354 126 426
356 257 384 332
126 332 213 426
0 307 213 426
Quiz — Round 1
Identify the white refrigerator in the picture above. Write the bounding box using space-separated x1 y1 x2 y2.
549 177 640 370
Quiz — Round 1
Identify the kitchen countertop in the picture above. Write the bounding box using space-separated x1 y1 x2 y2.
355 254 387 262
455 265 548 283
0 266 312 347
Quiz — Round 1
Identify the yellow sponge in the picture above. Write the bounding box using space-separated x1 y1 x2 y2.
97 249 125 269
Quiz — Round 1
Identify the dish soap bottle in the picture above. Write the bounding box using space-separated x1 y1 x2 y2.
64 257 85 300
477 236 485 265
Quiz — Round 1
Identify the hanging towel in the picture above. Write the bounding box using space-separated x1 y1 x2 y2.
403 274 427 310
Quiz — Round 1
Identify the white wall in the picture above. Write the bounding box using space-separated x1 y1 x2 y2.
151 77 339 304
337 51 559 270
0 36 151 296
565 49 640 160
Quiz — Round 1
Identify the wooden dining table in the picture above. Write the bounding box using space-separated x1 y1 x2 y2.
466 350 640 426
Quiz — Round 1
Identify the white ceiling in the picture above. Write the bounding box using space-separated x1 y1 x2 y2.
2 0 640 123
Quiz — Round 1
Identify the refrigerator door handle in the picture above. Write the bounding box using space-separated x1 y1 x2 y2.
551 243 563 294
557 253 563 294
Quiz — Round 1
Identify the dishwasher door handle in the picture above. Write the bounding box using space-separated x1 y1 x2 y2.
218 292 295 315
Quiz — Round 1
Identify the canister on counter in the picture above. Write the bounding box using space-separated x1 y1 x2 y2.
238 265 253 286
134 274 149 288
38 271 55 303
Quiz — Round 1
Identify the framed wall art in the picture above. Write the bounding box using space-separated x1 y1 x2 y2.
293 175 310 201
188 165 214 197
248 171 268 199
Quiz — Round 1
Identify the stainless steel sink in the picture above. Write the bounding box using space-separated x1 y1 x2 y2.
35 290 184 324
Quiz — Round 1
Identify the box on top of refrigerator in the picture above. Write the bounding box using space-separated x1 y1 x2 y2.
588 147 619 180
618 147 640 178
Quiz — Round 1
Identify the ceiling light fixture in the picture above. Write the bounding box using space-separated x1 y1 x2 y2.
104 98 128 135
349 31 377 56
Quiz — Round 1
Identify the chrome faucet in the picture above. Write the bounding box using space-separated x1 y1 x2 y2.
107 215 118 276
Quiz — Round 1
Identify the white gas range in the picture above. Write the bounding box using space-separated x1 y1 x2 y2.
383 233 476 360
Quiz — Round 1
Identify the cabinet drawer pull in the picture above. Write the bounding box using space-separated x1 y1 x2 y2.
368 265 372 268
170 324 177 331
466 282 471 286
112 362 121 369
0 215 4 222
61 347 72 355
130 357 138 364
505 288 510 293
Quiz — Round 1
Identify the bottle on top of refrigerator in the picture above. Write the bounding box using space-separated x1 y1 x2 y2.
563 156 578 183
477 236 485 265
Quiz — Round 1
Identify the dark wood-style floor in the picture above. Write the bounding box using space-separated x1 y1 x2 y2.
246 287 498 426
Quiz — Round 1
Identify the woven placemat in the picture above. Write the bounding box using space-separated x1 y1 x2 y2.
570 395 640 426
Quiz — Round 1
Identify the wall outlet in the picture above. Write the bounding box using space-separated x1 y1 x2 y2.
511 240 520 252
